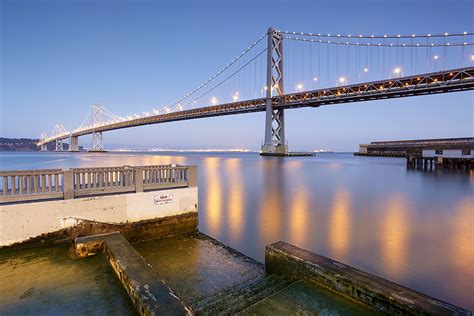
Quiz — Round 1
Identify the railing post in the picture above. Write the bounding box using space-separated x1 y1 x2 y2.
63 169 74 200
135 167 143 192
187 166 198 187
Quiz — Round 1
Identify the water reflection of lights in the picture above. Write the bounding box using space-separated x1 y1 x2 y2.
289 187 310 245
259 159 284 244
204 157 222 235
226 158 244 242
329 189 351 260
381 194 410 279
451 198 474 272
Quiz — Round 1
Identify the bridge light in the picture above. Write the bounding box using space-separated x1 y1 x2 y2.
210 96 218 105
232 94 239 102
393 67 402 76
471 54 474 61
433 55 439 60
296 83 304 91
338 76 346 84
313 77 318 81
363 67 369 73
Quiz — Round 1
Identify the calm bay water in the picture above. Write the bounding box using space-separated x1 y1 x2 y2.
0 151 473 311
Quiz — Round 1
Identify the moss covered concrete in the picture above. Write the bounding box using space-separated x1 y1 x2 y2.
266 241 471 316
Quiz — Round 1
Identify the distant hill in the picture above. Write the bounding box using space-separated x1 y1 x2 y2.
0 137 68 151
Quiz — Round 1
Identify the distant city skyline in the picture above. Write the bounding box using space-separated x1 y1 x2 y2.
2 0 473 151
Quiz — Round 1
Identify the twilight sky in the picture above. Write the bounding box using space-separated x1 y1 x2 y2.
1 0 473 151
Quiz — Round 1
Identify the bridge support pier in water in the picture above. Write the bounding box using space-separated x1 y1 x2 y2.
69 135 79 152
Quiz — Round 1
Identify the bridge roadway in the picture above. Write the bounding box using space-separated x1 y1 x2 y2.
39 67 474 146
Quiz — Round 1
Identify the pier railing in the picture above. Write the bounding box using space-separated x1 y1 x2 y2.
0 164 197 203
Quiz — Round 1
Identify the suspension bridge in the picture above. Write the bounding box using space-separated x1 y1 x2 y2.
38 27 474 155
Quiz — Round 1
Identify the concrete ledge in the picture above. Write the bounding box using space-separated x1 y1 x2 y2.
75 232 189 315
266 241 471 316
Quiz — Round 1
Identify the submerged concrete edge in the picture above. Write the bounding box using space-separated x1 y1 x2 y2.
265 241 471 316
75 232 190 316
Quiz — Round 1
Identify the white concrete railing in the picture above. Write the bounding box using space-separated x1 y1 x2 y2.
0 169 64 202
0 165 197 203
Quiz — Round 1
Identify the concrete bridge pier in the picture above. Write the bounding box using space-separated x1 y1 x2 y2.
69 135 79 152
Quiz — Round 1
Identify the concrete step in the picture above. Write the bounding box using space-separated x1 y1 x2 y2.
189 275 264 311
194 274 295 315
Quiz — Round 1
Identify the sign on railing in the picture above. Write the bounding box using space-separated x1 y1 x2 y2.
0 164 196 204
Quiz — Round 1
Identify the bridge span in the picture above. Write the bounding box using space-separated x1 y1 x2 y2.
38 27 474 155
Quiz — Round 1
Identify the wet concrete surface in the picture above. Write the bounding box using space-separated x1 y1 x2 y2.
133 232 264 308
0 243 135 315
243 279 378 315
133 233 378 314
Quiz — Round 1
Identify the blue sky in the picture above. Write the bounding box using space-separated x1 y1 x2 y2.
1 0 473 151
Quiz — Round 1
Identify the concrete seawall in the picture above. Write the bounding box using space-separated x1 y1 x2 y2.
0 187 198 248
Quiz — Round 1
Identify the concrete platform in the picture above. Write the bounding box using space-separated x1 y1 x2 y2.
133 232 377 315
133 232 265 309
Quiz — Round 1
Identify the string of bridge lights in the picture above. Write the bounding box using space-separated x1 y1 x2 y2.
285 36 474 47
284 36 474 47
280 30 473 39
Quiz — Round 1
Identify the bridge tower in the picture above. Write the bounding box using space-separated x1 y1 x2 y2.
40 133 48 151
261 27 288 155
55 139 63 151
91 104 105 151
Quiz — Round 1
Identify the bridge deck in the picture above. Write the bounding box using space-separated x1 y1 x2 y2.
39 67 474 145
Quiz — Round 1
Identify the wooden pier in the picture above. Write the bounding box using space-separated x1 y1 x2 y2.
407 154 473 171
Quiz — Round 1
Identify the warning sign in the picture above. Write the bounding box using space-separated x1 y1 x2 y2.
154 194 173 205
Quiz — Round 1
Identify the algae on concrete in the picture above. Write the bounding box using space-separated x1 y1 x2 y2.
0 243 135 315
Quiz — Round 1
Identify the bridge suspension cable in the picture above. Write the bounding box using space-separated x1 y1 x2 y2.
155 32 268 114
282 29 474 93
